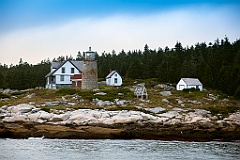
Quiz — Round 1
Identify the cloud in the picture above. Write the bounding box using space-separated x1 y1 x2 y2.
0 5 239 65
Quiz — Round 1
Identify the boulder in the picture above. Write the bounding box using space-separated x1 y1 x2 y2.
94 92 107 96
224 112 240 125
96 100 113 107
144 107 166 114
28 112 41 122
2 114 27 123
112 115 142 124
160 91 172 96
11 104 34 113
194 109 211 117
45 101 56 106
50 113 71 122
158 111 179 119
115 99 129 106
67 103 76 106
25 93 35 98
0 108 7 114
165 118 182 125
1 105 8 110
1 98 10 101
155 117 169 123
177 99 184 104
172 107 184 112
190 117 211 123
118 93 124 96
162 98 169 103
31 108 41 113
188 100 202 105
38 111 54 121
140 112 159 121
3 89 11 94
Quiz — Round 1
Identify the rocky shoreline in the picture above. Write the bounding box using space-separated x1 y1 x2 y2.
0 103 239 141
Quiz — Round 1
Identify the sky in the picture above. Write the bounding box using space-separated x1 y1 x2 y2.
0 0 240 65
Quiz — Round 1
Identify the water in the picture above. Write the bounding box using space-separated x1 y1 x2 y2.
0 139 239 160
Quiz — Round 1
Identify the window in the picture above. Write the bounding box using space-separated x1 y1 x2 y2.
71 68 74 73
115 74 117 77
62 67 65 73
114 78 118 83
60 75 64 81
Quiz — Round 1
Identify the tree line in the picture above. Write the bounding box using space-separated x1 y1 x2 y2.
0 37 240 98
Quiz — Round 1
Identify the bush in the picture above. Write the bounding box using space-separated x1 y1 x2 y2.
183 88 200 92
11 91 27 96
56 88 78 95
77 90 95 100
234 85 240 99
209 105 239 118
0 93 10 99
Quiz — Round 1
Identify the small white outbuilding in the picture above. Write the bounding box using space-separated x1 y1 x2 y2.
176 78 203 91
106 70 122 86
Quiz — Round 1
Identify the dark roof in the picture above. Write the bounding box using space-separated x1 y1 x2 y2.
181 78 202 86
51 62 62 69
71 74 82 80
106 70 121 78
45 60 83 77
71 61 83 71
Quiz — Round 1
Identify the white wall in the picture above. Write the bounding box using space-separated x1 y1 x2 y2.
106 72 122 86
176 79 203 91
176 79 186 90
53 61 80 85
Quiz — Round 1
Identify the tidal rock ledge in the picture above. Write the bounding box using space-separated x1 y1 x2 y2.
0 104 239 141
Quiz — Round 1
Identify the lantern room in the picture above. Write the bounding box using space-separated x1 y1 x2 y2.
84 47 96 61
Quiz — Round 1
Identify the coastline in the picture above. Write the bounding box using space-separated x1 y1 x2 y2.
1 122 239 142
0 88 239 142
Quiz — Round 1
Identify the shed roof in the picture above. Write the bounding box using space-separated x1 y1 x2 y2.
181 78 202 86
71 74 82 80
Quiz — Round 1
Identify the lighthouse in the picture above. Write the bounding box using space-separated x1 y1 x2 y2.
81 47 98 90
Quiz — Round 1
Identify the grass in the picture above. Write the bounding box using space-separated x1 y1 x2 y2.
11 90 28 96
1 79 239 118
207 105 239 118
56 88 79 95
55 87 134 101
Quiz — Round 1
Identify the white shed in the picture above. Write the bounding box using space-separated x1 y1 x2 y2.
106 70 122 86
176 78 203 91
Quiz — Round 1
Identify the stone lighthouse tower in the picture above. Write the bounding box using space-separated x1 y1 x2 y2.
81 47 98 90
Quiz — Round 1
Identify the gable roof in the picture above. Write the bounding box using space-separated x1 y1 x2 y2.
106 70 121 79
181 78 202 86
51 62 62 69
45 60 83 77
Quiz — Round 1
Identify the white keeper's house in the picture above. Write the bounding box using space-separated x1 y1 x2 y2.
176 78 203 91
106 70 122 86
45 60 83 89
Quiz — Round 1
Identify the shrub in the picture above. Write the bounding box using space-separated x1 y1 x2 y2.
183 88 200 92
234 85 240 99
209 105 239 118
56 88 78 95
0 93 10 99
11 91 27 96
41 106 52 112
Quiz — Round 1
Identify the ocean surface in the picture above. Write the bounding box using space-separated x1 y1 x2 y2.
0 139 239 160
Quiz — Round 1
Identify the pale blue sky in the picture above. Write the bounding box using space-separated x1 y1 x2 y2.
0 0 240 65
